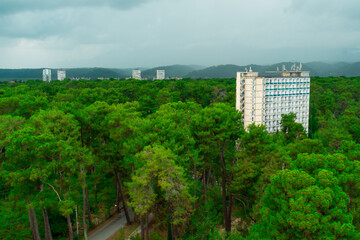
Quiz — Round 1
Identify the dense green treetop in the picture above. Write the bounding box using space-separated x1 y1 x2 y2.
0 76 359 239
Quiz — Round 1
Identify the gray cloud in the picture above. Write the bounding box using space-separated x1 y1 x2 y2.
0 0 152 15
289 0 360 20
0 0 359 68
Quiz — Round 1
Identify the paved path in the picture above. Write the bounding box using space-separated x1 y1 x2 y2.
89 209 134 240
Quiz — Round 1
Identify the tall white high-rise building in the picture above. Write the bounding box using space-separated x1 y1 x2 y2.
42 69 51 82
236 66 310 132
132 70 141 80
156 70 165 80
57 69 66 81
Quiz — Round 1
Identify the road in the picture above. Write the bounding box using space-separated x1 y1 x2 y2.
89 209 134 240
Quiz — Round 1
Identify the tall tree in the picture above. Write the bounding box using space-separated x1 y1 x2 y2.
192 103 243 234
129 145 193 240
107 101 147 225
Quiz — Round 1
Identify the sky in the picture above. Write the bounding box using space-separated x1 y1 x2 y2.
0 0 359 68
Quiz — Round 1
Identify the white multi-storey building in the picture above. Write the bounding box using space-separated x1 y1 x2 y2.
156 70 165 80
42 69 51 82
132 70 141 80
57 69 66 81
236 67 310 133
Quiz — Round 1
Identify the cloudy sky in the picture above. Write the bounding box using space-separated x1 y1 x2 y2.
0 0 359 68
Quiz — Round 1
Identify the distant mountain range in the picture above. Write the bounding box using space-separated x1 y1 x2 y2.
0 62 359 80
0 65 204 81
141 65 204 79
0 67 126 80
184 62 360 78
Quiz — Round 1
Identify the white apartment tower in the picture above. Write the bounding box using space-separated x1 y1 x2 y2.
236 65 310 133
156 70 165 80
132 70 141 80
57 69 66 81
42 69 51 82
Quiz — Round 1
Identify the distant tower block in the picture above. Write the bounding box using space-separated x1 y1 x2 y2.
42 69 51 82
156 70 165 80
57 69 66 81
132 70 141 80
236 65 310 133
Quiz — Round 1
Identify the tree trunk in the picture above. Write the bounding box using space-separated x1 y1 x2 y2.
228 193 233 231
115 180 120 213
83 186 88 240
85 185 92 227
94 167 98 208
80 125 84 147
75 205 79 236
167 214 172 240
168 202 175 240
94 184 98 208
207 167 212 186
115 171 131 224
203 168 207 204
140 215 145 240
220 143 231 234
193 164 196 209
42 207 53 240
28 204 41 240
67 214 74 240
28 208 36 240
146 213 150 240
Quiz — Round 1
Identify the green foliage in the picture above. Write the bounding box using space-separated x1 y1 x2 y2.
281 112 306 144
292 154 360 229
184 199 222 239
0 115 25 162
149 101 202 169
0 201 31 240
128 145 193 229
286 138 325 161
0 76 359 239
150 232 166 240
59 200 75 216
249 168 358 239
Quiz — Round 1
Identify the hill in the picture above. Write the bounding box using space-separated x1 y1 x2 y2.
0 69 43 80
185 61 360 78
334 62 360 76
1 61 360 80
183 63 312 78
0 68 127 80
66 68 126 79
303 62 354 76
141 65 204 79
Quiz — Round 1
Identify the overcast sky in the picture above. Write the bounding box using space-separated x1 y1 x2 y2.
0 0 359 68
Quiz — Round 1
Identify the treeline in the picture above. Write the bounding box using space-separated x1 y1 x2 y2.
0 77 359 240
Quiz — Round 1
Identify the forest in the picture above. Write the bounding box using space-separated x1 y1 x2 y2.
0 76 359 239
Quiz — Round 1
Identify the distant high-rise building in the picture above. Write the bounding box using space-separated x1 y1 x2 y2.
236 66 310 133
57 69 66 81
156 70 165 80
42 69 51 82
132 70 141 80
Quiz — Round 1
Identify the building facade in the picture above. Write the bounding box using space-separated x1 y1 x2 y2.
236 67 310 132
42 69 51 82
156 70 165 80
57 69 66 81
132 70 141 80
